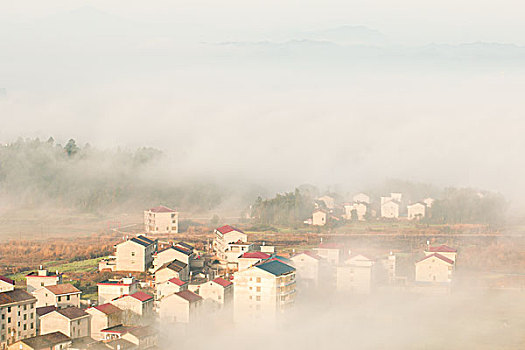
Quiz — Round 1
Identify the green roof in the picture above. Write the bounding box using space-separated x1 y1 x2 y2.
256 260 295 276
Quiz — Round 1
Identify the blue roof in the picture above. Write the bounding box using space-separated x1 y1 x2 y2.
256 260 295 276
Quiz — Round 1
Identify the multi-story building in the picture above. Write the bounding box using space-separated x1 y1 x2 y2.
336 254 376 294
110 292 154 319
115 236 157 272
32 284 81 308
0 289 37 349
424 245 457 263
144 206 178 234
85 303 122 340
97 277 138 305
290 251 330 288
415 253 455 283
39 307 91 340
152 245 194 271
156 278 188 300
158 290 203 324
233 260 296 322
213 225 250 262
198 277 233 306
25 269 62 294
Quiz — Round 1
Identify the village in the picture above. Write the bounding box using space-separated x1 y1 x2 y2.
0 190 470 350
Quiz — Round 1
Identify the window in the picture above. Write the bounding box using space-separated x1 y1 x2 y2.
1 314 4 319
256 296 261 301
23 324 26 331
7 307 11 312
30 314 33 319
58 296 62 302
256 286 261 292
23 305 27 311
30 323 33 329
23 314 26 321
131 252 135 257
67 295 70 301
41 282 44 286
7 317 11 323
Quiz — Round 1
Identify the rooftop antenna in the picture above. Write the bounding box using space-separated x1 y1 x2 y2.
262 241 265 246
426 240 430 251
320 237 323 243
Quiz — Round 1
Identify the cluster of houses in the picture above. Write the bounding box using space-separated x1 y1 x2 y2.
308 192 436 226
0 205 458 349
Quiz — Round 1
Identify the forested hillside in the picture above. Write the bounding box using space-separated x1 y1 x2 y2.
0 137 225 212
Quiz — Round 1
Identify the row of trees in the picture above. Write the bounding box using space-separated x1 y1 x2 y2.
250 189 315 226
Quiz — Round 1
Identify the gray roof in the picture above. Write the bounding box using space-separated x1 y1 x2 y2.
21 332 71 349
0 289 36 306
159 260 188 272
256 260 295 276
130 236 154 247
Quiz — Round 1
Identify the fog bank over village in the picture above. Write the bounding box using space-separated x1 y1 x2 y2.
1 1 525 350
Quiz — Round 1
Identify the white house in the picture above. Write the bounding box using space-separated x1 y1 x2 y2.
238 252 271 271
156 278 188 300
144 205 179 234
312 209 328 226
343 202 367 221
290 251 330 288
0 276 15 292
336 254 376 294
423 197 435 208
158 290 203 324
97 277 138 305
115 235 157 272
407 202 426 220
198 277 233 306
381 200 400 219
313 243 344 265
213 225 249 262
415 253 454 283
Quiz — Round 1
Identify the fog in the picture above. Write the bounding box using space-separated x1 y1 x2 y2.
1 3 525 208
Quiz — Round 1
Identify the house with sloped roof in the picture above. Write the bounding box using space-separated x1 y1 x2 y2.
290 251 331 288
353 193 370 204
121 326 157 349
0 289 37 348
312 209 328 226
144 205 178 234
156 278 188 300
115 235 157 272
152 245 194 271
7 331 71 350
213 225 249 262
233 260 296 322
0 276 15 292
158 290 203 324
86 303 123 340
407 202 426 220
337 254 376 294
97 277 138 305
381 198 400 218
39 307 91 339
155 260 189 285
110 292 154 325
198 277 233 307
313 243 345 265
33 283 81 308
424 244 458 263
415 253 455 283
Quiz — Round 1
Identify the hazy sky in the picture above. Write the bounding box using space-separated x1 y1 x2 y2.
1 1 525 204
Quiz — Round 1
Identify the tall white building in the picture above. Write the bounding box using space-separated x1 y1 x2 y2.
233 260 296 322
144 206 179 234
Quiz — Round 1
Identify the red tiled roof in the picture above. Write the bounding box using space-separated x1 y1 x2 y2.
0 276 14 285
130 292 153 302
216 225 244 234
44 284 81 295
212 277 232 287
417 253 454 265
92 303 122 315
428 245 457 253
149 205 176 213
240 252 270 259
168 278 187 286
175 290 202 303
